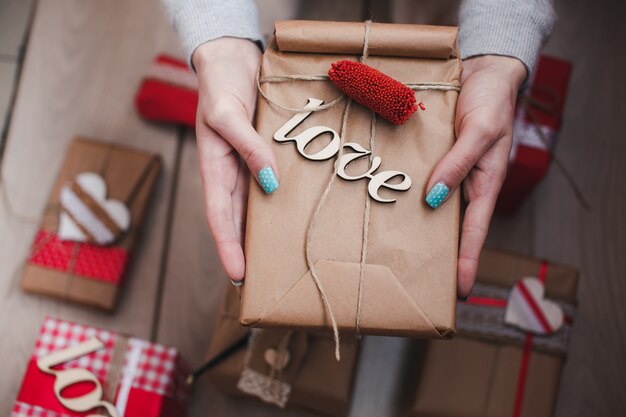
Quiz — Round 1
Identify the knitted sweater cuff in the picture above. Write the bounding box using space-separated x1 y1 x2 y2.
162 0 263 67
459 0 556 80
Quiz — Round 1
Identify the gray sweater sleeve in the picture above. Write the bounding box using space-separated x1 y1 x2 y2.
163 0 555 75
161 0 262 64
459 0 556 74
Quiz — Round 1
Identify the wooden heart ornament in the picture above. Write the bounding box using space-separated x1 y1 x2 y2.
58 172 130 245
505 277 564 335
263 348 291 371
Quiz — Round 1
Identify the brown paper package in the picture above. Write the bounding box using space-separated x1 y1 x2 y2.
21 138 161 310
407 248 579 417
206 287 360 417
241 20 461 338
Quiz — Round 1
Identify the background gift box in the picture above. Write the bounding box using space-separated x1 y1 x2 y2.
496 55 573 214
135 54 198 127
407 248 578 417
21 138 161 310
203 287 360 417
11 317 189 417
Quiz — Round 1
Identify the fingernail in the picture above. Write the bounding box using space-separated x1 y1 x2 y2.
425 182 449 209
258 166 279 194
230 279 244 287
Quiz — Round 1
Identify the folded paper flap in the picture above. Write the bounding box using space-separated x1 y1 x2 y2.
275 20 458 59
205 286 248 362
249 259 443 337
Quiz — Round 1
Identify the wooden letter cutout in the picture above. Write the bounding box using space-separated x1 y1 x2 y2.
273 98 412 202
338 143 412 203
37 337 119 417
273 98 341 161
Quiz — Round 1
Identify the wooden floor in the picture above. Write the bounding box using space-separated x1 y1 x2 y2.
0 0 624 416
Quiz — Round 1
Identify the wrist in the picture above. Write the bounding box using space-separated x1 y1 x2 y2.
462 55 527 90
192 37 261 72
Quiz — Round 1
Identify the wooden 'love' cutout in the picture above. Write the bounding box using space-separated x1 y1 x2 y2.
273 98 412 203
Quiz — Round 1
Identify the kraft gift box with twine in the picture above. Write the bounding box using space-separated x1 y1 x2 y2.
241 20 462 358
20 137 161 310
406 248 579 417
203 286 360 417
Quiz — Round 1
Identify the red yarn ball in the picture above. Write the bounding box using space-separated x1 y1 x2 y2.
328 60 417 125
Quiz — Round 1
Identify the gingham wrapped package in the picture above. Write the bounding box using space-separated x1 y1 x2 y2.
11 318 188 417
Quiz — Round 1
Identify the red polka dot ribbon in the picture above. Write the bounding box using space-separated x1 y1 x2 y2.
28 229 128 284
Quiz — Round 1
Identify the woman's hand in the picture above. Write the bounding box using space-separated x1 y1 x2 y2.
193 37 277 285
425 55 527 297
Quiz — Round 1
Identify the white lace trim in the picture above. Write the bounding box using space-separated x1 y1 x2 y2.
237 367 291 408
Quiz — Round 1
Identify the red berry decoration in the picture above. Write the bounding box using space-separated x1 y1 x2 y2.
328 60 418 125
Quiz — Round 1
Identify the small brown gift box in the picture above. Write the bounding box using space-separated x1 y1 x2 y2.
407 248 578 417
21 137 161 310
241 20 461 340
205 287 360 416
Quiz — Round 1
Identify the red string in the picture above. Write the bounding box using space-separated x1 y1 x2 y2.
512 334 534 417
463 296 508 308
512 260 549 417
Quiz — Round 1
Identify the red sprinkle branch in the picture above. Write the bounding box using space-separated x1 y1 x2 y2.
328 60 418 125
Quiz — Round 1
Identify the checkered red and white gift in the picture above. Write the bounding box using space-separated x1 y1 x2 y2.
11 317 189 417
496 55 572 214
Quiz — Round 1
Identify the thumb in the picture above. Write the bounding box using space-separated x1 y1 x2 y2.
425 124 493 208
206 99 280 194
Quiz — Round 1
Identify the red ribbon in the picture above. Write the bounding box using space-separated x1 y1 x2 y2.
28 229 129 284
511 261 547 417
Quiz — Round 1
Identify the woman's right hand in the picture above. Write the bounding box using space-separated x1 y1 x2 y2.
192 37 278 285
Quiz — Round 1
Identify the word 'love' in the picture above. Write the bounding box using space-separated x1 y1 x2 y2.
273 98 412 203
36 337 119 417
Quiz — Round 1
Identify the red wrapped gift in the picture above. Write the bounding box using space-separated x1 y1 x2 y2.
135 55 198 127
11 318 189 417
496 55 572 214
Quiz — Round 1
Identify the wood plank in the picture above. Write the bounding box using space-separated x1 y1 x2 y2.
0 0 35 57
0 0 183 412
533 1 626 415
0 61 17 137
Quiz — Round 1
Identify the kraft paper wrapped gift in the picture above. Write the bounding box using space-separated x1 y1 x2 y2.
241 21 462 340
407 248 578 417
21 138 161 310
205 287 359 416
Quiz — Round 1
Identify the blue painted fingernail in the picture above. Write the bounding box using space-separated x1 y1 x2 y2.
425 182 449 209
258 166 279 194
